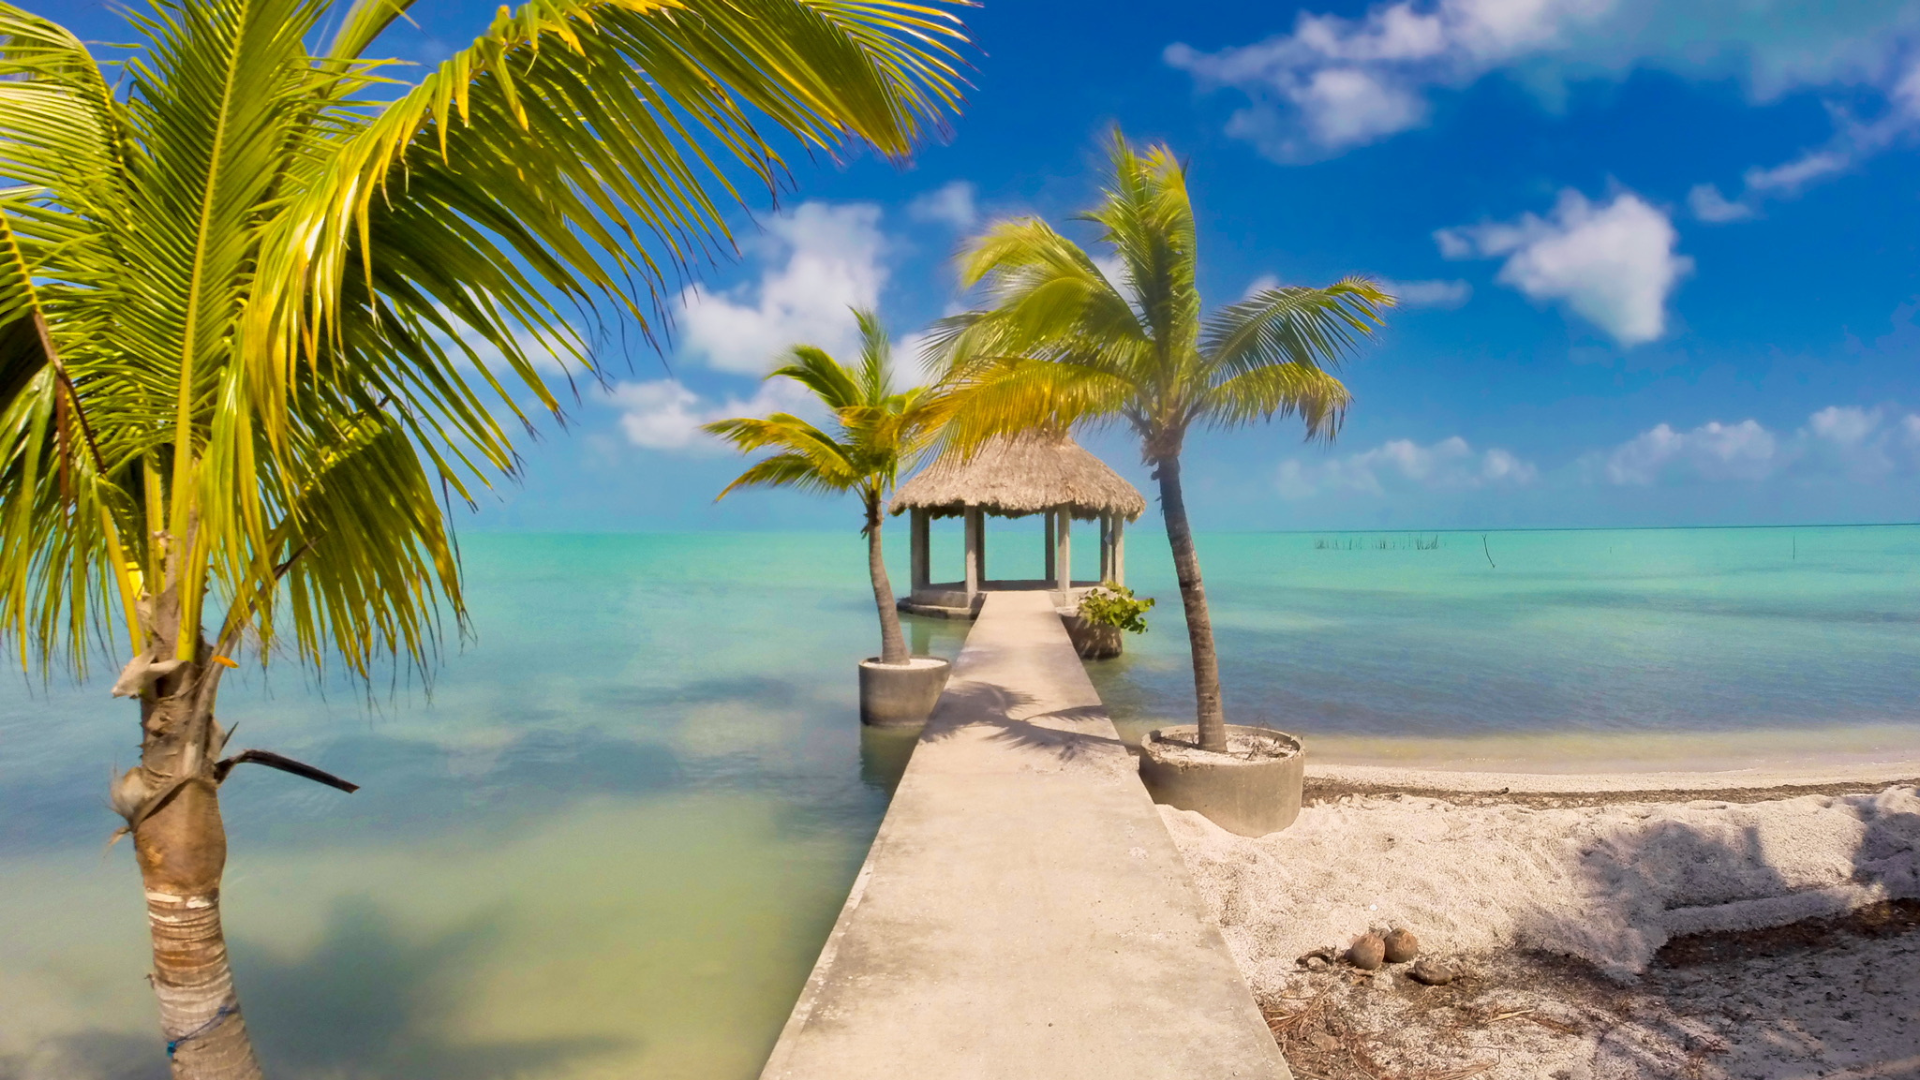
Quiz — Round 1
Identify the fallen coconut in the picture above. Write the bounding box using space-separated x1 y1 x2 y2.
1347 932 1386 970
1383 927 1420 963
1409 958 1455 986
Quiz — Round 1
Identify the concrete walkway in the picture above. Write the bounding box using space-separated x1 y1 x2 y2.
761 591 1290 1080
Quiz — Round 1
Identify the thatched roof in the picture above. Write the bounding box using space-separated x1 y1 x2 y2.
889 433 1146 521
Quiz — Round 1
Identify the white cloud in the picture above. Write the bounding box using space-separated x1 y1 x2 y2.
907 180 978 230
1692 52 1920 222
1800 405 1920 480
1595 406 1920 485
1686 183 1756 223
1437 190 1690 346
1167 0 1920 165
1808 404 1879 445
1378 277 1473 308
677 202 886 375
606 376 811 453
1277 435 1538 498
1602 419 1777 484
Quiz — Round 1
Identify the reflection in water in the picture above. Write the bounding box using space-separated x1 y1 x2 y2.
858 725 920 796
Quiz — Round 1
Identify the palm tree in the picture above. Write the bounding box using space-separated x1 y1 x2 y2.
0 0 965 1074
705 310 944 665
933 131 1392 754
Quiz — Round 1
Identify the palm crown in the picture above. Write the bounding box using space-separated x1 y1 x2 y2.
0 1 965 1072
0 0 965 679
706 310 945 663
933 131 1393 751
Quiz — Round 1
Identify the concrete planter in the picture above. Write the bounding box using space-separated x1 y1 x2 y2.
1058 612 1125 659
858 656 952 727
1137 724 1304 837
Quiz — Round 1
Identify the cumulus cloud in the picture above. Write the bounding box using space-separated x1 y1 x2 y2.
607 376 811 453
1167 0 1920 165
1277 435 1537 498
1601 419 1777 484
1595 406 1920 485
907 180 979 230
1436 190 1690 346
677 202 886 375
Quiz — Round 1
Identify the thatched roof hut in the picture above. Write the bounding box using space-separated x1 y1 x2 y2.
890 433 1146 617
889 433 1146 521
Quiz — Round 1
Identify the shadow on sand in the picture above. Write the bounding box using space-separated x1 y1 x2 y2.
1507 794 1920 1075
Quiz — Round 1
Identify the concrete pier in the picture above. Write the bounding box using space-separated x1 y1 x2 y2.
760 591 1289 1080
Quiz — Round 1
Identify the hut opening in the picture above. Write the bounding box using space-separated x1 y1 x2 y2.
888 432 1147 618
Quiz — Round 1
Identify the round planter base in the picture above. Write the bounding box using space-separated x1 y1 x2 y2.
858 656 951 726
1057 612 1124 659
1137 724 1304 837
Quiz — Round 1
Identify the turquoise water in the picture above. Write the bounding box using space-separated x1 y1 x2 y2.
3 525 1918 1078
1090 524 1920 769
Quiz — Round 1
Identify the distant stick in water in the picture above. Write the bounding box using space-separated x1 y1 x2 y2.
1482 534 1496 569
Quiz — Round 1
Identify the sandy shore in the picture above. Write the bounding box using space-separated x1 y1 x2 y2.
1162 769 1920 1080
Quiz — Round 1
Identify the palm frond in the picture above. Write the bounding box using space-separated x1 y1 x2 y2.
0 0 972 684
937 355 1134 455
1202 277 1393 383
1201 360 1353 439
1082 130 1199 364
770 345 864 411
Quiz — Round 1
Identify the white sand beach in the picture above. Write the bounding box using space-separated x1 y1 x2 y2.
1163 768 1920 1080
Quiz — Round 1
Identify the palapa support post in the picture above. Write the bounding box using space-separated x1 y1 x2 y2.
1044 511 1056 583
1105 511 1121 580
1054 508 1072 592
1111 514 1126 587
964 507 983 602
911 509 930 591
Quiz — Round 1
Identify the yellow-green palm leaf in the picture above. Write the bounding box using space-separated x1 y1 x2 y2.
0 0 969 680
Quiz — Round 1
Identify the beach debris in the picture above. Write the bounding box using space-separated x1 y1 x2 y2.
1410 958 1456 985
1384 927 1420 963
1297 946 1337 970
1348 932 1386 970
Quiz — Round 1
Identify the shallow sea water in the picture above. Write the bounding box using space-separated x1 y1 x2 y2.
3 525 1917 1079
1089 524 1920 771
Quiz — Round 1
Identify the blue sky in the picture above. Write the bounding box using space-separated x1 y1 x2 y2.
41 0 1920 530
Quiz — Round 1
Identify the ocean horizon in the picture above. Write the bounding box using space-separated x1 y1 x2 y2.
5 523 1917 1078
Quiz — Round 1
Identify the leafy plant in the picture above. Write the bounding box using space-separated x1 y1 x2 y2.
705 310 953 665
933 130 1391 752
1078 582 1154 633
0 0 965 1073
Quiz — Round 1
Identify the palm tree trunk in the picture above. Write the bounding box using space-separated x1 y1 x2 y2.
129 661 265 1080
1154 454 1229 753
866 495 909 665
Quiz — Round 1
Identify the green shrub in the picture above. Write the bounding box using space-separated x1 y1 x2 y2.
1078 582 1154 633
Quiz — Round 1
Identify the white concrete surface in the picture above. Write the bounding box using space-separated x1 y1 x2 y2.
760 591 1288 1080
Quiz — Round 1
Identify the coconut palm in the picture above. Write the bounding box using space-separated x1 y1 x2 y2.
0 0 964 1074
706 310 944 665
933 131 1392 754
